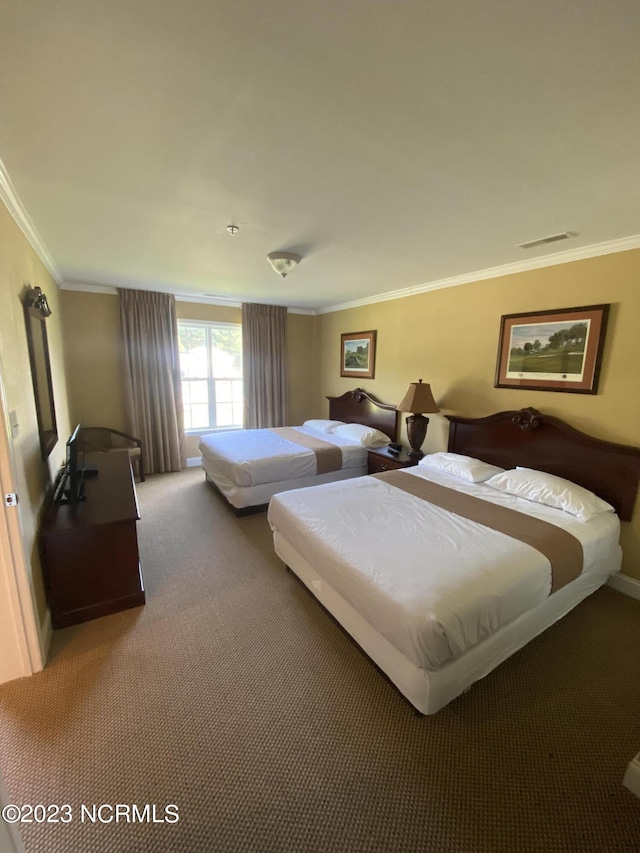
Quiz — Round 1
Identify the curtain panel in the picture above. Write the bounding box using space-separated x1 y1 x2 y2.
118 289 184 474
242 303 288 429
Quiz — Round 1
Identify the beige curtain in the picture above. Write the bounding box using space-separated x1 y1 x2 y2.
242 303 288 429
118 289 184 473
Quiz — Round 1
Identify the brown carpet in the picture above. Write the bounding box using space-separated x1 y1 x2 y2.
1 467 639 852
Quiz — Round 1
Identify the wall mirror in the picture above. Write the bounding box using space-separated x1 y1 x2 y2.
23 286 58 458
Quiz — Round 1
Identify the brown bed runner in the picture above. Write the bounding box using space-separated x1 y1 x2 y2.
372 470 584 593
269 428 343 475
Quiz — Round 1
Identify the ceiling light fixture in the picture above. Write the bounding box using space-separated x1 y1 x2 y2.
267 251 302 278
226 225 239 235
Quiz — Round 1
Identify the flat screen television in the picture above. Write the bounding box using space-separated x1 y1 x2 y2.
53 424 98 505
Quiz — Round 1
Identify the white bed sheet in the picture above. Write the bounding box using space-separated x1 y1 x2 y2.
199 425 366 487
201 456 367 509
267 467 621 671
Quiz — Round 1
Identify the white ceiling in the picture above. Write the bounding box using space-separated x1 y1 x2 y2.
1 1 639 312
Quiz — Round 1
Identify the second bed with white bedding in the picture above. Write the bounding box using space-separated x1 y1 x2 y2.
268 465 621 673
198 389 401 513
199 425 367 487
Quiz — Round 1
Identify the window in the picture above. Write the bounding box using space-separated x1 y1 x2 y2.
178 321 243 431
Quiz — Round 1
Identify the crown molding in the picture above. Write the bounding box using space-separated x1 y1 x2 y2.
60 281 117 296
0 155 62 284
59 281 316 314
176 293 315 315
318 234 640 315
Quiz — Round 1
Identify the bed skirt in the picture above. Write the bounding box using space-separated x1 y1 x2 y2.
272 531 616 715
201 456 367 510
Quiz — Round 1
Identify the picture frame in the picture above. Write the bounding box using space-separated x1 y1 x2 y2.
22 286 58 458
495 304 609 394
340 330 377 379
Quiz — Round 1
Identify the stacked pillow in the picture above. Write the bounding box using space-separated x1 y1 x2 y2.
332 423 390 448
420 454 614 522
483 467 614 522
302 419 346 433
419 452 505 483
301 419 390 448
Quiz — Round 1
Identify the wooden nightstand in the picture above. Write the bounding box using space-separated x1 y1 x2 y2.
367 446 419 474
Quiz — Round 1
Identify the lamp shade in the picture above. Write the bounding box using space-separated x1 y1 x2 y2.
397 379 440 414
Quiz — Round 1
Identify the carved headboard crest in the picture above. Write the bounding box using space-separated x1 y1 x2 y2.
512 407 543 431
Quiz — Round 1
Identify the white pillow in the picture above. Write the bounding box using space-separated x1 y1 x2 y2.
419 452 505 483
484 467 615 522
332 423 390 448
302 419 345 434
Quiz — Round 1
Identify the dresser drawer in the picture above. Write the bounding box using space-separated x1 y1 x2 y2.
367 448 417 474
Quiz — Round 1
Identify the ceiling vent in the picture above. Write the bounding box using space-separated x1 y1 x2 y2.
517 231 576 250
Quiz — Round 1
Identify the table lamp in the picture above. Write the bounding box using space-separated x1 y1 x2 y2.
397 379 440 459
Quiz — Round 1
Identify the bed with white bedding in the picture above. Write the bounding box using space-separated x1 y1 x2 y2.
199 388 399 514
268 407 640 714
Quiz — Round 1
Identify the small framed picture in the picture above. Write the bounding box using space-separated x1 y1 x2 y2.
495 304 609 394
340 330 377 379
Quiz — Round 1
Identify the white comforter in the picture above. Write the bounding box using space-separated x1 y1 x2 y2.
199 426 366 487
268 467 621 670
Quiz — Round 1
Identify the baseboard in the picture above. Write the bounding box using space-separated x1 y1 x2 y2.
186 457 202 468
606 573 640 601
623 752 640 799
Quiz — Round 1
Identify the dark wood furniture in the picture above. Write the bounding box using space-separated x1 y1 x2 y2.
40 452 145 628
367 446 418 474
327 388 399 441
81 426 145 481
447 407 640 521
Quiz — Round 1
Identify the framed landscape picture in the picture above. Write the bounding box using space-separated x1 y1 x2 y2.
495 304 609 394
340 330 377 379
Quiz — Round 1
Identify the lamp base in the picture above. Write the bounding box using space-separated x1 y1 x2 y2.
406 414 429 459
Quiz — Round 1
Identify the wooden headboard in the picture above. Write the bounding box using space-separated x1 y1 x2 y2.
446 407 640 522
327 388 399 442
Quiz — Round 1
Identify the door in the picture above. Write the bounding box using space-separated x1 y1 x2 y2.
0 355 44 683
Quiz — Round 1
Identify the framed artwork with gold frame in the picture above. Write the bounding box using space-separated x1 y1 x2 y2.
340 330 377 379
495 304 609 394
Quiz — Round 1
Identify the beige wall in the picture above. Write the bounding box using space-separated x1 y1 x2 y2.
0 201 71 623
314 249 640 579
61 290 126 432
61 292 315 459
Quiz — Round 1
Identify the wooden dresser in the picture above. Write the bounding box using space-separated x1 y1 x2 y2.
40 452 145 629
